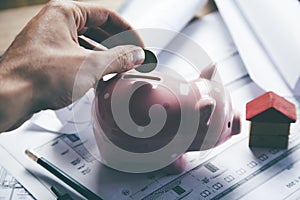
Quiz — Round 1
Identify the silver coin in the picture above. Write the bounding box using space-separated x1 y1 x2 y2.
135 49 158 73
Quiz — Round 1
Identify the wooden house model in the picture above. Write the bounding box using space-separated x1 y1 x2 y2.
246 91 297 148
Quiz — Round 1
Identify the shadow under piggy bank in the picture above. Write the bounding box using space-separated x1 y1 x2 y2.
92 64 241 174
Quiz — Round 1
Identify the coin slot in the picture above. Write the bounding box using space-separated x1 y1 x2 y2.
123 74 161 81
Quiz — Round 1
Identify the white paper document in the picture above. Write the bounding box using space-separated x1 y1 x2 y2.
119 0 208 56
119 0 207 31
178 12 248 85
234 0 300 94
215 0 300 96
0 145 44 200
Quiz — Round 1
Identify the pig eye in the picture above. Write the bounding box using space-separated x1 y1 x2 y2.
227 121 231 128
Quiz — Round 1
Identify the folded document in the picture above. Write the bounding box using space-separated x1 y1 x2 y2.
215 0 300 95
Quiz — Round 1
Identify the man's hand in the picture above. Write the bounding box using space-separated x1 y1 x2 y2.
0 0 145 132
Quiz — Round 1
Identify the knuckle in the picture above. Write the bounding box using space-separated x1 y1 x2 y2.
46 0 75 16
115 47 133 71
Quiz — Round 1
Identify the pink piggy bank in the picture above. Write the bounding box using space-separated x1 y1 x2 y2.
92 65 240 173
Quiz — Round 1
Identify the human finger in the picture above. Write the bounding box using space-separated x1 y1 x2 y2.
81 45 144 85
74 2 144 47
98 45 145 75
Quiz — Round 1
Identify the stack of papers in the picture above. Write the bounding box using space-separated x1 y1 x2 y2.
215 0 300 95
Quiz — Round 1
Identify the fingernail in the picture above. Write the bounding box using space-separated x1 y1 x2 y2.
132 46 145 65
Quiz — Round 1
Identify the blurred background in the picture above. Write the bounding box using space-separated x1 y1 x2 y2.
0 0 124 54
0 0 123 10
0 0 49 10
0 0 213 55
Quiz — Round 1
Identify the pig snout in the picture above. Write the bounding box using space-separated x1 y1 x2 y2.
215 110 241 147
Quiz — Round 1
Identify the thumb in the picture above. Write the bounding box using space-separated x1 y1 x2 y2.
99 45 145 76
70 45 144 101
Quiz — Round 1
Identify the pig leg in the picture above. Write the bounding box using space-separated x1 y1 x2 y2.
161 98 215 174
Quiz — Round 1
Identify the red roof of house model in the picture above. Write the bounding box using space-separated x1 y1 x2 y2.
246 91 297 123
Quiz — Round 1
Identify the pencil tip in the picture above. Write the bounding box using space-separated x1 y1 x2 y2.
25 149 39 162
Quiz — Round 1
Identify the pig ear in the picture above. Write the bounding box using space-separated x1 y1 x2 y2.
195 98 216 126
199 63 216 80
